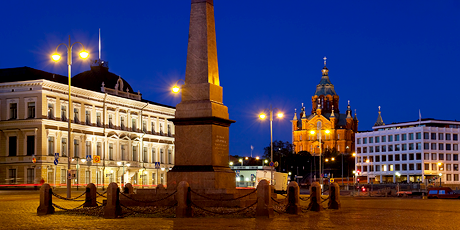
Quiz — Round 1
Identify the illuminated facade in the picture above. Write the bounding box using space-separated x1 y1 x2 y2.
0 64 175 187
291 62 358 155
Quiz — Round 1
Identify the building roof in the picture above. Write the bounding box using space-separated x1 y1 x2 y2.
297 112 349 129
314 66 337 96
72 65 134 93
0 66 68 84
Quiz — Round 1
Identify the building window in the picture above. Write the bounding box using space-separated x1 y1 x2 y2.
416 143 421 150
439 133 444 140
395 164 400 171
409 143 414 150
409 164 414 171
363 147 367 153
152 148 156 163
48 103 54 119
168 124 171 136
447 174 452 181
432 163 437 171
395 144 400 151
121 145 126 160
447 164 452 171
369 137 373 143
109 143 113 160
454 154 459 161
402 144 407 151
132 118 137 131
388 145 393 152
432 153 437 161
402 164 408 171
369 146 374 153
446 134 451 140
439 144 444 151
375 136 380 143
395 134 400 141
402 154 407 161
86 141 91 158
454 134 458 141
160 149 164 163
74 108 80 123
388 135 393 142
8 169 17 184
375 155 380 162
431 143 437 150
382 155 387 162
382 145 387 152
454 164 459 171
439 153 444 160
74 140 79 158
132 146 138 161
425 163 430 170
447 144 452 151
416 153 421 160
431 133 436 140
424 143 429 150
143 120 147 132
168 149 172 164
61 105 67 121
454 144 459 151
388 155 393 161
27 135 35 156
409 133 414 140
357 147 361 153
160 173 164 184
455 174 459 181
10 103 17 119
48 137 54 156
97 142 101 156
96 112 101 127
61 138 67 157
424 132 429 140
416 132 421 140
109 114 113 128
395 154 400 161
151 121 156 134
27 168 35 184
375 146 380 152
363 138 367 144
143 147 148 162
152 173 156 185
28 102 35 118
160 123 164 135
424 153 429 160
401 134 406 141
9 136 17 156
86 171 91 184
382 136 386 142
86 110 91 125
409 153 414 160
121 117 125 130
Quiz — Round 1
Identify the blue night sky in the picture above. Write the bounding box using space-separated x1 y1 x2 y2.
1 1 460 158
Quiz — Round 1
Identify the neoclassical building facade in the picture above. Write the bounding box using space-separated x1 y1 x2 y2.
0 62 175 188
291 62 358 155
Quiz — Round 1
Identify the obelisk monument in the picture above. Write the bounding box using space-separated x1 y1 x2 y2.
167 0 236 191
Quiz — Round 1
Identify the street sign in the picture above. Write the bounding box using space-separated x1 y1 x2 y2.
54 159 58 165
235 170 240 177
274 161 279 167
330 178 335 183
32 157 36 163
93 155 101 163
54 152 59 159
297 176 303 178
86 155 92 162
68 169 77 179
154 162 161 169
269 161 274 167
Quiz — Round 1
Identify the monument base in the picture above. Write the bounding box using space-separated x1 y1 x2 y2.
167 166 236 191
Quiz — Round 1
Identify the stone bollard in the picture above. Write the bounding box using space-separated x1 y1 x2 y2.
37 183 55 215
123 183 133 194
307 182 323 211
256 179 274 218
176 181 193 218
157 184 166 194
328 182 341 209
104 182 122 219
84 183 97 207
286 181 301 214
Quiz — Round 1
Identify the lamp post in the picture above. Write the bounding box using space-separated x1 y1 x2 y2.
52 36 88 198
117 162 131 187
309 123 330 193
439 173 442 187
239 158 243 166
259 105 283 185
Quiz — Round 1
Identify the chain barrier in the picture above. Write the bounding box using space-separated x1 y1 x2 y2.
271 197 286 204
96 191 107 198
119 202 177 217
321 196 330 203
51 191 87 201
52 202 85 211
119 190 177 204
299 196 311 201
190 200 257 215
189 188 257 201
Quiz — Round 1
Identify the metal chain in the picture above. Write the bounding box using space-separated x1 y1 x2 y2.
299 196 311 201
271 197 286 204
321 197 330 203
52 202 85 211
119 190 177 204
189 188 257 201
52 191 87 201
190 200 257 215
96 191 107 197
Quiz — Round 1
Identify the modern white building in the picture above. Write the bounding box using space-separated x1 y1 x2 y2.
0 62 175 188
355 109 460 185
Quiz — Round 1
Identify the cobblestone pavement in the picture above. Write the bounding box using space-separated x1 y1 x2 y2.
1 189 460 230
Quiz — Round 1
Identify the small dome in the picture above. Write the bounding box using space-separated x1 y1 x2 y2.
72 65 134 93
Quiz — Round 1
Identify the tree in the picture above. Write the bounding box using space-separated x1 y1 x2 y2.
263 140 292 163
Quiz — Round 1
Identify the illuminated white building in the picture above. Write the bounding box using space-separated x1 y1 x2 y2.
0 63 175 188
355 108 460 185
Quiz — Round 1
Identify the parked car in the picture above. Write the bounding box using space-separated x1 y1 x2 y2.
427 187 460 199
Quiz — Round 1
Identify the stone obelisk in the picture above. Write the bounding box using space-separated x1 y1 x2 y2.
167 0 236 192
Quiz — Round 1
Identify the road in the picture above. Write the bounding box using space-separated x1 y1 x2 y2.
0 189 458 229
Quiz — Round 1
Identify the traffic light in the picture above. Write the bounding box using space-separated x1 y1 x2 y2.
357 178 360 182
362 187 366 192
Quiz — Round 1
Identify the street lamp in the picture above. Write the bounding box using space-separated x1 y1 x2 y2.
239 158 243 166
229 161 234 166
309 125 330 193
259 105 283 185
52 36 89 198
171 79 185 93
439 173 443 187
